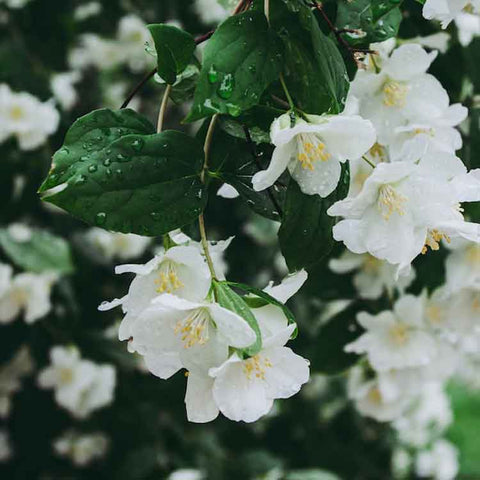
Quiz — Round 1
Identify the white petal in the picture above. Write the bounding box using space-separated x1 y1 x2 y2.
252 142 294 192
263 269 308 303
185 372 219 423
143 352 182 379
383 44 438 81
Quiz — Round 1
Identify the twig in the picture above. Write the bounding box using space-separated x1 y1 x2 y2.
156 84 172 132
242 125 283 218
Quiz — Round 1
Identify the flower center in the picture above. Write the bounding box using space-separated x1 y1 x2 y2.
243 354 272 380
363 255 382 274
426 305 444 326
59 368 74 384
154 261 184 294
382 80 408 108
369 143 387 163
297 134 331 171
422 229 451 254
413 127 435 137
174 308 210 349
9 105 25 121
389 323 409 345
367 387 383 405
466 245 480 264
377 185 407 221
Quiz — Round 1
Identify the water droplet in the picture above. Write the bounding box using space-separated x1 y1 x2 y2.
131 138 144 152
80 155 89 162
150 212 161 221
115 169 123 177
208 65 219 84
217 73 235 100
103 158 112 166
88 164 98 173
106 168 112 177
116 153 130 162
75 175 87 186
226 104 241 117
95 212 107 226
248 65 256 74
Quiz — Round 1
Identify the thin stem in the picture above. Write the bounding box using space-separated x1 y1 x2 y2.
264 0 270 23
362 155 376 169
279 73 295 110
199 115 219 280
120 68 156 109
156 84 172 133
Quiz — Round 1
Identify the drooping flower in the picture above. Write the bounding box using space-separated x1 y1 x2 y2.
345 295 438 372
423 0 480 28
252 112 376 198
99 245 212 342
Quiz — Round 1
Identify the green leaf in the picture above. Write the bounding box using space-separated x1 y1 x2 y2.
186 10 283 121
39 108 207 236
203 122 285 221
226 281 297 326
336 0 403 46
309 301 365 375
156 60 201 105
278 163 350 271
0 228 74 274
269 0 349 114
214 281 262 357
148 24 196 85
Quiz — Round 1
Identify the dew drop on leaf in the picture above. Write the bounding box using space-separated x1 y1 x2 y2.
88 165 98 173
95 212 107 226
217 73 235 100
131 138 144 152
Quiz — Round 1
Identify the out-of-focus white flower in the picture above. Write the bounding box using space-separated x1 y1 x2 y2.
0 264 56 324
0 430 11 462
0 0 31 9
99 246 212 343
345 295 438 371
69 15 153 73
444 238 480 292
7 223 32 243
194 0 230 25
406 32 451 53
73 1 102 21
394 383 453 448
102 81 140 111
252 112 376 198
415 439 459 480
0 346 33 418
347 367 412 422
37 346 116 419
217 183 239 199
0 84 60 150
423 0 480 28
50 72 81 111
456 12 480 45
392 448 413 479
84 228 151 262
329 250 415 299
53 430 109 467
168 469 205 480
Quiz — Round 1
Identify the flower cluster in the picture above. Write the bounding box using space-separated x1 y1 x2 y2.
0 84 59 151
100 236 310 423
53 430 109 467
37 346 116 419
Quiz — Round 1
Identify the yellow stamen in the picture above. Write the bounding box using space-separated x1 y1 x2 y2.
9 105 24 121
243 355 273 381
426 305 443 326
363 255 382 274
297 134 331 170
422 229 451 255
154 261 184 294
466 245 480 264
369 143 387 162
383 80 408 107
389 323 409 345
174 308 210 349
59 368 73 384
367 387 383 405
378 185 408 220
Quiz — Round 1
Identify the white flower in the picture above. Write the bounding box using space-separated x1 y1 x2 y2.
53 430 109 467
456 11 480 45
73 2 102 21
84 228 151 262
252 112 376 198
415 439 459 480
345 295 438 371
444 238 480 292
194 0 229 25
328 157 480 274
406 32 451 53
117 15 153 72
0 264 56 324
423 0 480 28
329 250 415 300
0 84 60 150
37 346 116 419
0 430 11 462
50 72 81 111
351 44 442 145
7 223 32 243
0 0 31 8
394 383 453 448
0 346 33 418
99 245 212 342
168 469 205 480
347 367 412 422
128 293 256 380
